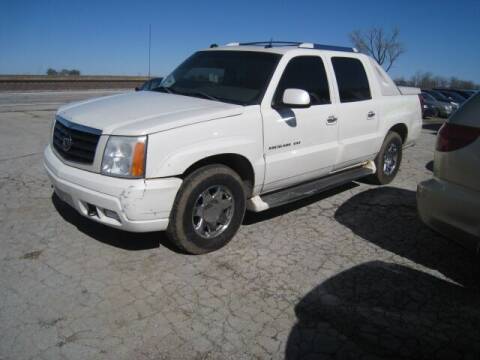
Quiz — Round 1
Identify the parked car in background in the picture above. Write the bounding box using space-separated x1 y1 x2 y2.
423 89 460 111
434 89 468 104
135 77 163 91
417 92 480 251
420 91 453 118
444 89 477 99
461 89 478 98
419 93 437 118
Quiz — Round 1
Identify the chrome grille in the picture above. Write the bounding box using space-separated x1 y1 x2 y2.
52 116 101 164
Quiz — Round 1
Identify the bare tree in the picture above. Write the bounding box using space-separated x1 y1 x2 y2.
46 68 57 76
350 27 405 72
394 71 479 90
46 68 81 77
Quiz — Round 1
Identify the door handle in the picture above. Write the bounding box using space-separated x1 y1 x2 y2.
367 111 376 119
326 115 338 125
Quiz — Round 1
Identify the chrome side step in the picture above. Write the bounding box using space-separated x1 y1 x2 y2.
248 163 375 212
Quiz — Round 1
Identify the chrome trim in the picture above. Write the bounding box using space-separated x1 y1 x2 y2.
55 115 102 136
50 136 108 174
192 185 235 238
383 142 399 176
51 115 107 173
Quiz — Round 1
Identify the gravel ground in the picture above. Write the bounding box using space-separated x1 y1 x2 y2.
0 91 479 360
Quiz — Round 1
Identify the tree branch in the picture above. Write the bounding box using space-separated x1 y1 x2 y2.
349 27 405 72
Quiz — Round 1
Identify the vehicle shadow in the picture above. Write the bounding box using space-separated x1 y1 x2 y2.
286 261 480 359
333 186 479 288
243 182 359 225
422 122 442 135
51 193 183 253
425 160 434 172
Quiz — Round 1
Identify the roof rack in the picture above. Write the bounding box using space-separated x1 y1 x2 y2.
224 41 357 53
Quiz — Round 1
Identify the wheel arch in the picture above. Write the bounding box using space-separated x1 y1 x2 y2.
182 153 255 197
388 123 408 144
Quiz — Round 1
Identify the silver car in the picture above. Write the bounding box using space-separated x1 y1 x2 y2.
421 91 453 118
417 93 480 250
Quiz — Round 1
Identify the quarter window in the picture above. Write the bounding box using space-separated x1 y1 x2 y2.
274 56 330 106
332 57 371 103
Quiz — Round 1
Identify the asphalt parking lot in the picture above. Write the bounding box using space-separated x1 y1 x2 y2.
1 90 479 360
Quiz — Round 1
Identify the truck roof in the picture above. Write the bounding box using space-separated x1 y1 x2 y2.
203 41 404 97
205 41 360 56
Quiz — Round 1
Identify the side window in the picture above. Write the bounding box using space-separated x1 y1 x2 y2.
332 57 371 103
274 56 330 106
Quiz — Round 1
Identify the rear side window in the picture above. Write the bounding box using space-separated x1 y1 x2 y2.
274 56 330 106
332 57 371 103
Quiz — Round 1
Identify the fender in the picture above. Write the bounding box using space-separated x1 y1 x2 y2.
146 109 265 194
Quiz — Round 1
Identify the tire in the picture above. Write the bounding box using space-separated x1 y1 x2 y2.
167 164 246 254
368 131 403 185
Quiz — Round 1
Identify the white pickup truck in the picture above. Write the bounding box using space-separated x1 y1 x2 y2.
44 41 422 254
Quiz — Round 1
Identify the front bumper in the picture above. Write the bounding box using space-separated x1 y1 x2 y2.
438 107 452 118
417 177 480 251
44 145 182 232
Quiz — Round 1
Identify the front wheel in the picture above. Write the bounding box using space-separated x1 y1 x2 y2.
167 164 246 254
368 131 403 185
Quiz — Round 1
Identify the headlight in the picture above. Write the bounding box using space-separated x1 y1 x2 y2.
101 136 147 178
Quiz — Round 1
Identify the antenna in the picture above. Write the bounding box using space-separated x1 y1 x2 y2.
267 37 273 48
148 24 151 79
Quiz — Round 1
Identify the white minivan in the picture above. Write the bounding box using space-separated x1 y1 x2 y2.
418 92 480 251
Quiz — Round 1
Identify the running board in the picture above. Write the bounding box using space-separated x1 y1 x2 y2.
248 165 374 211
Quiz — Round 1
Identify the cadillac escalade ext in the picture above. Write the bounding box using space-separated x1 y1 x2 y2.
44 41 422 254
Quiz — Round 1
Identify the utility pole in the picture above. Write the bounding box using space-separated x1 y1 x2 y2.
148 24 151 79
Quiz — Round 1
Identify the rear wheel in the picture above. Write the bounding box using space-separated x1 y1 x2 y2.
167 164 246 254
368 131 403 185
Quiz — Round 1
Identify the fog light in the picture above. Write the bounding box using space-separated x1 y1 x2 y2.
104 209 120 222
87 203 98 217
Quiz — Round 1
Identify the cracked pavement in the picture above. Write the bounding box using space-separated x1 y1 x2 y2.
1 91 479 360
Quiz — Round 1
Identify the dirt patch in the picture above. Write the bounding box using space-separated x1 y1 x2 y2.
20 250 43 260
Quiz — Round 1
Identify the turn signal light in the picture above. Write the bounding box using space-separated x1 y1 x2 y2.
131 141 146 177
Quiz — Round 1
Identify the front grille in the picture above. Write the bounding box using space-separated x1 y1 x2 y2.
52 116 101 164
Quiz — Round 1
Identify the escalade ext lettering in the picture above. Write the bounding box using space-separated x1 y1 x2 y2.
44 41 422 254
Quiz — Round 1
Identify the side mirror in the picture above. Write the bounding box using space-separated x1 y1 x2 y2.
135 87 140 91
282 88 310 108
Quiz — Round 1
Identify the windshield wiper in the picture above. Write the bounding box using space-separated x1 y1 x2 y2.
177 90 220 102
153 86 221 102
151 86 174 94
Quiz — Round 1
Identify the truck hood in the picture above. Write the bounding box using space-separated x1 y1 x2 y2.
57 91 244 135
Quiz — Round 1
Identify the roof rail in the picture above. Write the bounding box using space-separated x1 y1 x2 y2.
224 41 357 53
239 41 300 48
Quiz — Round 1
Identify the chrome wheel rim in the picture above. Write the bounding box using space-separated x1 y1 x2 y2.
192 185 235 239
383 142 399 176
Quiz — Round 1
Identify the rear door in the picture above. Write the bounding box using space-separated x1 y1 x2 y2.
261 54 340 193
330 56 380 169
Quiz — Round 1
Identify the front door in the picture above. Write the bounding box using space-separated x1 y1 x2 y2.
261 55 340 193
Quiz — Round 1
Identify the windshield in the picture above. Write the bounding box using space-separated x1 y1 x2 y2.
428 91 449 102
442 91 466 102
157 51 281 105
421 93 435 102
